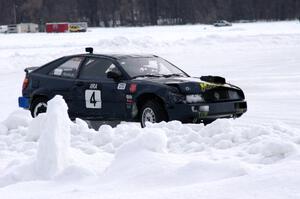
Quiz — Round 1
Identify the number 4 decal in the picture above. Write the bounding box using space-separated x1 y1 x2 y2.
85 90 101 109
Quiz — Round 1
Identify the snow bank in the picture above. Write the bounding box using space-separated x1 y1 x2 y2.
7 113 296 165
0 104 299 196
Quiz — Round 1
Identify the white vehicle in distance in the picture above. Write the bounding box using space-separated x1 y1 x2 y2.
213 20 232 27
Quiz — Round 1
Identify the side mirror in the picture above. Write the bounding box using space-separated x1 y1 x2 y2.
107 70 122 80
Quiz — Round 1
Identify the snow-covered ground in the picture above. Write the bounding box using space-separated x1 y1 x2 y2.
0 21 300 198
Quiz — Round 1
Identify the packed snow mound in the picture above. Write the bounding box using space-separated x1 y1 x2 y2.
35 95 72 179
0 96 75 186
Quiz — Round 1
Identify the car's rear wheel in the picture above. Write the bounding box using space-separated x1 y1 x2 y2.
140 100 167 128
30 97 48 118
203 119 216 126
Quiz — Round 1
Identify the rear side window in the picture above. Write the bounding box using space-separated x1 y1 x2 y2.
79 58 119 80
49 57 83 78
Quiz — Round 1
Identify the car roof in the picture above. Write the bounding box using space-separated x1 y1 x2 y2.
67 53 158 60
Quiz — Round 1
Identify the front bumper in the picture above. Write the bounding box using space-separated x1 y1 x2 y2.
167 100 247 122
18 96 30 109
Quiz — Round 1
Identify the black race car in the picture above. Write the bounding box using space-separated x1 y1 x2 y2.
19 48 247 127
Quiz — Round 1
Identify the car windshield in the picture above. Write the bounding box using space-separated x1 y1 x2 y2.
118 57 188 78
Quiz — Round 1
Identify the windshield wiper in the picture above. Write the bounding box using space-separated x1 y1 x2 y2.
162 73 184 78
132 74 163 79
132 73 184 79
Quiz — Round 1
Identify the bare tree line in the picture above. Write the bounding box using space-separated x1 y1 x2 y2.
0 0 299 26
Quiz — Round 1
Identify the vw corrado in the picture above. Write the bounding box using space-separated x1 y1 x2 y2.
19 48 247 127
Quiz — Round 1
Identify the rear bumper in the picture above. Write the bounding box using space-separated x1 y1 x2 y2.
167 100 247 122
18 96 30 109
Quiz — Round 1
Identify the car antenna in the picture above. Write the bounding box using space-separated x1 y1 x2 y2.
85 47 93 54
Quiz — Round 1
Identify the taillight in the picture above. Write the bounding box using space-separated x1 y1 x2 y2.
22 78 29 90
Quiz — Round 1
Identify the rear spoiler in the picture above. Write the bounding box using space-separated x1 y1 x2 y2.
24 67 39 74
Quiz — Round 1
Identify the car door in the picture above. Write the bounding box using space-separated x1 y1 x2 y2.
45 56 84 114
73 57 127 120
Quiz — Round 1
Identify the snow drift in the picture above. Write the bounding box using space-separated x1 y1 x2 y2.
0 95 299 191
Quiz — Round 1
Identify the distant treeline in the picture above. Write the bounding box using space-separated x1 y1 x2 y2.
0 0 300 26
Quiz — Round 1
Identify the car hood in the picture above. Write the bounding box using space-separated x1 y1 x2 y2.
136 76 240 94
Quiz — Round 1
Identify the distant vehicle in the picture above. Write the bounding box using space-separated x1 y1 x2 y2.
69 22 88 32
213 20 232 27
18 48 247 127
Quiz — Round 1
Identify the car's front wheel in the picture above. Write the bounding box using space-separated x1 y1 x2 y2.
30 97 48 118
140 100 167 128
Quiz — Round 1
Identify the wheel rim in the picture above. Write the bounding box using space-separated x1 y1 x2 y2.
142 107 156 126
33 102 47 117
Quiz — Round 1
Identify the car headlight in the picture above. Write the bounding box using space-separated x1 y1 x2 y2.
168 92 186 103
186 94 205 103
228 90 240 100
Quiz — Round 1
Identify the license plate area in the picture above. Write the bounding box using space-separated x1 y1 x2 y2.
191 105 209 113
234 101 247 112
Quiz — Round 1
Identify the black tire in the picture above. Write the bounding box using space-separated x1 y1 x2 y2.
86 120 120 130
203 119 216 126
140 100 168 128
30 97 48 118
